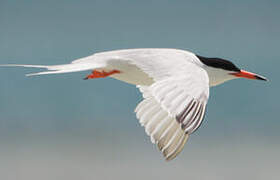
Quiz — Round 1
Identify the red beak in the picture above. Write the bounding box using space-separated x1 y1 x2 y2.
231 70 267 81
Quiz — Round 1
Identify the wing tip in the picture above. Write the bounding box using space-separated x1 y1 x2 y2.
162 133 189 161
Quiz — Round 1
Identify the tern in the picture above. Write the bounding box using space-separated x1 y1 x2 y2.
1 48 267 161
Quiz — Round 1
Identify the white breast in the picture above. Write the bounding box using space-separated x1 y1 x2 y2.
107 61 154 85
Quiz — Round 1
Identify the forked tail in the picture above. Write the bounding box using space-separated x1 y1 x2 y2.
0 62 104 76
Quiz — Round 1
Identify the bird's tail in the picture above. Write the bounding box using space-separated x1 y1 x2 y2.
0 62 104 76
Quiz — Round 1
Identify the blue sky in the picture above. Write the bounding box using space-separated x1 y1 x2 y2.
0 0 279 179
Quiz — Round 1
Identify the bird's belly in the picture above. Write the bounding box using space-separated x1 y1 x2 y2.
106 62 154 86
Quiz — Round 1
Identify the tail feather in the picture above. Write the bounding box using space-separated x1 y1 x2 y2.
0 64 49 68
0 63 104 76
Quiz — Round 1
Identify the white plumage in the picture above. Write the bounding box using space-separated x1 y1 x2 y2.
2 48 265 160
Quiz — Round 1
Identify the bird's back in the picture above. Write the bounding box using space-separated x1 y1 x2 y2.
83 48 204 85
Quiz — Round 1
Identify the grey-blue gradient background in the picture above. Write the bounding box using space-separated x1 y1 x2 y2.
0 0 279 179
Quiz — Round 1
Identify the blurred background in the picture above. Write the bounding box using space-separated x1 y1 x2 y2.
0 0 279 179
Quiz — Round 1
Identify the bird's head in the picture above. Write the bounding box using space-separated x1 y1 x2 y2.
196 55 267 86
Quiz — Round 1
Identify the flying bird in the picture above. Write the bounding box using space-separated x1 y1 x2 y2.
1 48 267 161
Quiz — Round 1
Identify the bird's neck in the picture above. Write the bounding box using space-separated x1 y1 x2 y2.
203 66 237 87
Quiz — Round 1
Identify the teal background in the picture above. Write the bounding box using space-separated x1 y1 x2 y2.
0 0 279 179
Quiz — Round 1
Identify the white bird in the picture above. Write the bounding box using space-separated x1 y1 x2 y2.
1 48 267 161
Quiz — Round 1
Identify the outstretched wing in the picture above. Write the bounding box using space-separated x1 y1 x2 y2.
0 48 209 160
135 69 209 161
